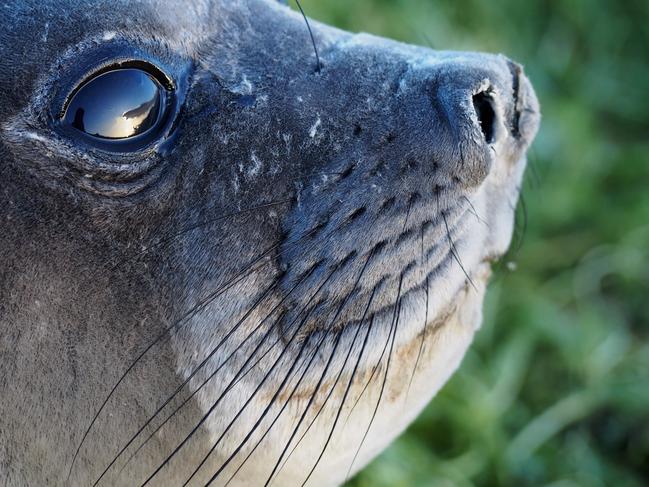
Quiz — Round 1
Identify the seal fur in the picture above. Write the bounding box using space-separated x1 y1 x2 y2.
0 0 540 485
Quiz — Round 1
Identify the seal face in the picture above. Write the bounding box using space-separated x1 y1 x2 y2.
0 1 540 485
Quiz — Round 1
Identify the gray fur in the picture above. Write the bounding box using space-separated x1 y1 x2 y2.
0 0 539 485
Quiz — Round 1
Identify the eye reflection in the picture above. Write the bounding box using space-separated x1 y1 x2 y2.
63 68 166 140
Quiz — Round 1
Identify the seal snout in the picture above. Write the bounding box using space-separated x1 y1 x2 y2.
421 55 539 188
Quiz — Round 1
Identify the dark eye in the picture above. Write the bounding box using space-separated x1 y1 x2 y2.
62 67 172 146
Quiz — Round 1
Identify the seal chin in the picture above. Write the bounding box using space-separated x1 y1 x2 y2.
340 262 491 474
269 260 493 487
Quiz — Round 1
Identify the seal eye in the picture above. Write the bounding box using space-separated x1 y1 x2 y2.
62 68 170 146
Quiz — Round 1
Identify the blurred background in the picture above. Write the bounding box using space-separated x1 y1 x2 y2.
295 1 649 485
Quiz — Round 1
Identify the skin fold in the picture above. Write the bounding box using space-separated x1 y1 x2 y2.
0 0 540 485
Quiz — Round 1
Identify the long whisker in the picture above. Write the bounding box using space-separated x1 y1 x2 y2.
135 315 278 485
299 286 377 486
118 292 318 480
263 330 344 487
137 319 281 486
405 275 429 402
71 219 335 479
221 284 376 486
219 329 331 487
116 326 283 480
67 241 281 481
93 276 289 485
406 225 430 402
183 312 314 486
139 262 341 486
184 262 347 485
218 288 376 485
339 316 379 432
267 254 377 483
340 208 414 428
294 0 321 72
461 195 488 226
345 274 403 481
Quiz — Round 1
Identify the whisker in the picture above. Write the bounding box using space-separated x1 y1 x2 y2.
72 218 335 479
461 195 488 226
68 241 281 481
92 281 280 486
299 286 378 486
271 255 377 480
339 206 463 432
438 192 477 292
193 266 349 485
444 213 477 291
116 329 283 480
96 260 325 483
408 225 429 400
345 274 403 481
226 285 377 487
268 249 376 481
405 275 429 402
340 314 382 428
136 319 279 485
294 0 322 72
263 330 344 487
183 313 314 486
219 330 331 486
262 252 374 487
139 262 342 486
123 264 340 474
137 324 280 486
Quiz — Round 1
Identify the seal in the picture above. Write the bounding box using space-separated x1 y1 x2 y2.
0 1 540 485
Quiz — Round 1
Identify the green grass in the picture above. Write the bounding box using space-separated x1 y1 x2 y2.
295 0 649 485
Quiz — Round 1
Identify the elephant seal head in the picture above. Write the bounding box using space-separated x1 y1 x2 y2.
0 0 539 485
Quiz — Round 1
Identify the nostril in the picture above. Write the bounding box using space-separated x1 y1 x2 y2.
472 91 496 144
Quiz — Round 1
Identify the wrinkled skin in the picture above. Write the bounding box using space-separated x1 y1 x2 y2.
0 0 540 485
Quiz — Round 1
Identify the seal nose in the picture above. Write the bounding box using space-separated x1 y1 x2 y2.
422 56 539 189
472 90 497 144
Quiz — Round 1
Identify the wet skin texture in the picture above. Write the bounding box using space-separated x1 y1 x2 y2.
0 1 540 485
